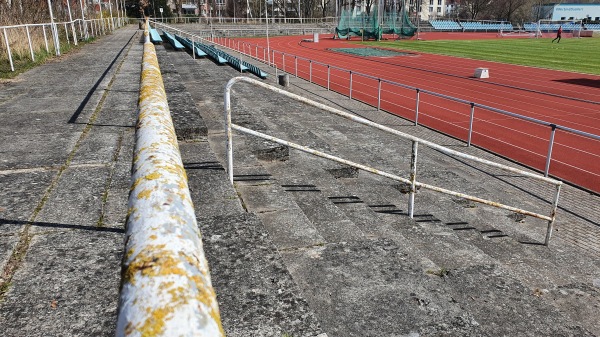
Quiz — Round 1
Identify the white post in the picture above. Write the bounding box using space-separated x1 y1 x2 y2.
26 26 35 61
66 0 78 45
108 0 115 31
3 28 14 72
47 0 60 56
80 0 89 39
114 0 122 28
100 1 105 34
408 141 418 218
42 25 49 53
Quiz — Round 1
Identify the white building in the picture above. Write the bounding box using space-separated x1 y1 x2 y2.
534 3 600 21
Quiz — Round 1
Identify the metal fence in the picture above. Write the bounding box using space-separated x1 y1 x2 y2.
212 35 599 192
225 76 562 245
1 16 128 72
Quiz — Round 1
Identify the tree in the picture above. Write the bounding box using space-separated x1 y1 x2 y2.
460 0 491 19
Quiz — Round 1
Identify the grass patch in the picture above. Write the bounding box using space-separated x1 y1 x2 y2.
360 37 600 75
1 37 97 79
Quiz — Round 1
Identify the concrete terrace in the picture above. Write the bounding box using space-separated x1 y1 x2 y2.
0 24 599 336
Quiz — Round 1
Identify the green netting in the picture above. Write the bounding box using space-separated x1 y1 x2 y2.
335 6 416 39
381 10 417 37
335 6 381 40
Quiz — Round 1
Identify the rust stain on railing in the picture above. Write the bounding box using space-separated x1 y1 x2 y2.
116 20 224 337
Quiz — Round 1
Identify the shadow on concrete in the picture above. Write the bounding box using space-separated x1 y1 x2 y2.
0 218 124 234
435 149 600 228
68 32 137 124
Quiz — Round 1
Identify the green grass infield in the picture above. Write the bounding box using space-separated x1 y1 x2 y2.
360 37 600 75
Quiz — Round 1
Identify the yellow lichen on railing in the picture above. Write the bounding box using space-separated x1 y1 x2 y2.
115 21 224 337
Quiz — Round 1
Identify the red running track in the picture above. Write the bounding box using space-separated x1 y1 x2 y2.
231 34 600 193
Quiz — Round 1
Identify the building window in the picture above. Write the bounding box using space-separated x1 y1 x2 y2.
437 7 441 13
430 0 433 5
429 6 433 12
437 0 442 6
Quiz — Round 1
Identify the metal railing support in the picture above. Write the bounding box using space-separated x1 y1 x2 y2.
349 71 353 99
414 89 420 125
309 60 312 83
467 103 475 147
377 79 382 111
295 56 298 77
42 25 49 53
544 124 557 177
25 26 35 61
224 76 563 246
116 23 224 337
3 28 14 72
408 141 418 218
327 65 331 90
545 183 561 246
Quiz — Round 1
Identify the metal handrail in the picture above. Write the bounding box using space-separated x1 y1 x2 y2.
116 21 224 336
216 37 600 180
224 76 562 246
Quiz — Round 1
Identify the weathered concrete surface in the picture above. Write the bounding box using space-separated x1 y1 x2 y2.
163 36 600 336
0 26 140 335
1 22 599 336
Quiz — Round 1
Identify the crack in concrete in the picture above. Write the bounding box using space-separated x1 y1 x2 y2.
0 31 137 303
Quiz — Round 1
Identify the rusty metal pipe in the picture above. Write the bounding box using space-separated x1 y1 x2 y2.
116 21 224 337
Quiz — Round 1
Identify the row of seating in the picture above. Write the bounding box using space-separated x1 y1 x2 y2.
174 35 208 57
149 28 163 43
161 30 184 50
430 20 513 31
522 22 597 32
149 25 267 79
174 33 268 79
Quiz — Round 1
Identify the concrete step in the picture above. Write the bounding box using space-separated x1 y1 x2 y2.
160 39 600 336
156 46 208 141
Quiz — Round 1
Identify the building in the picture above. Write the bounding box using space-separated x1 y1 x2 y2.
534 3 600 22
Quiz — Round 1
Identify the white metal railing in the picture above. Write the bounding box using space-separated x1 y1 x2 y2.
1 15 128 72
207 35 600 191
225 76 562 246
148 23 599 192
116 21 224 336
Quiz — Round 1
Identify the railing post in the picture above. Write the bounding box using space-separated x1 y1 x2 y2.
309 60 312 83
64 23 70 45
414 88 420 125
192 36 195 59
255 45 258 58
25 26 35 61
3 28 14 72
408 140 418 218
225 83 234 185
327 65 330 90
544 183 561 246
467 103 475 147
544 124 557 177
377 79 382 111
283 53 285 73
42 25 49 53
349 71 353 99
295 56 298 77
